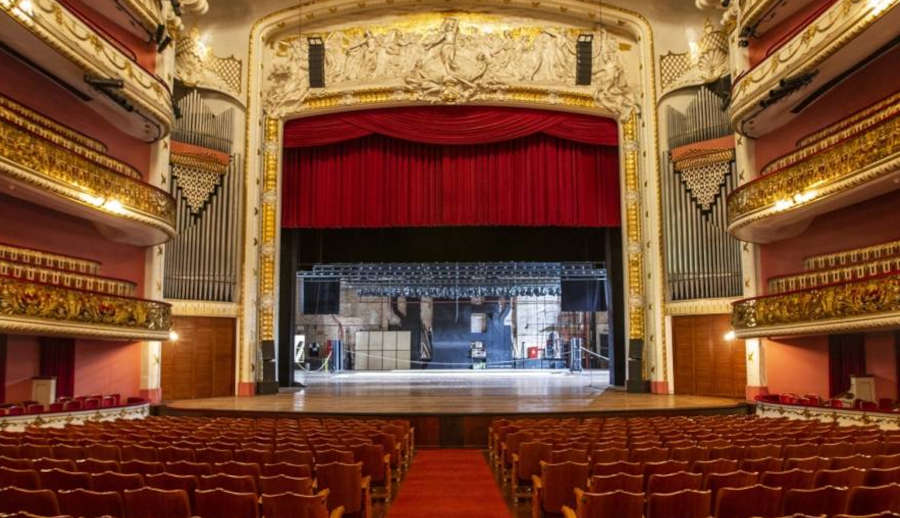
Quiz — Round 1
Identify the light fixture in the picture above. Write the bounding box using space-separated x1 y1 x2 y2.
869 0 895 16
723 330 736 341
103 199 124 213
79 193 106 207
168 330 179 342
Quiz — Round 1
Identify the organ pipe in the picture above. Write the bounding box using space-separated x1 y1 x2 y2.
163 89 243 302
662 86 742 301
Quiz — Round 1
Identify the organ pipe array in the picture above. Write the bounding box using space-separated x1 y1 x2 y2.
163 90 243 302
662 87 743 301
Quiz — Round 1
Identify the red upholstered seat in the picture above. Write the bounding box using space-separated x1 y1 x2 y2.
120 460 165 476
647 471 703 494
760 468 815 492
123 487 191 518
198 473 257 494
75 458 120 474
532 461 590 516
166 460 214 477
813 467 867 488
259 475 314 496
39 468 91 491
714 484 783 518
705 470 760 512
570 488 644 518
195 488 259 518
57 488 124 518
316 462 371 516
90 471 144 494
588 473 643 493
647 489 711 518
0 466 40 489
783 485 850 516
0 487 61 516
845 484 900 515
592 460 642 476
261 490 333 518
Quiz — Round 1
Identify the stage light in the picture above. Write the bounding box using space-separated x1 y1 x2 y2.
723 330 736 341
169 330 180 342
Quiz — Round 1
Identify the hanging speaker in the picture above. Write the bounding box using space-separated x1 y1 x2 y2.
308 37 325 88
576 34 593 86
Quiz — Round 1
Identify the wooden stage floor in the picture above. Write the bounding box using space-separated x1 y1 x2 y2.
164 370 745 416
162 371 747 447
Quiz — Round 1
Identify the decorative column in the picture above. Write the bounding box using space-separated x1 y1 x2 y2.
729 16 768 400
140 37 176 404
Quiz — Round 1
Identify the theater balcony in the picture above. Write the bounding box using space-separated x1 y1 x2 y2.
0 243 171 341
87 0 164 41
0 0 173 141
0 92 176 246
731 240 900 339
726 90 900 243
730 0 900 138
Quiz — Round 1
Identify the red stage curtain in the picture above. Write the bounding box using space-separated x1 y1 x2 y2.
282 107 620 229
39 337 75 398
282 106 618 147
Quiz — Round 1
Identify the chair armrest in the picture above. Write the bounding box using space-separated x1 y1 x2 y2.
531 475 543 490
383 454 391 464
361 475 371 490
512 453 519 462
330 506 345 518
561 506 577 518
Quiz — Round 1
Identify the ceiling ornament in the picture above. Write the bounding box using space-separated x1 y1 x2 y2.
262 14 638 120
659 19 729 96
176 27 243 102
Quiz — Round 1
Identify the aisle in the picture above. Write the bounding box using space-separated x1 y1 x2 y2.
386 449 512 518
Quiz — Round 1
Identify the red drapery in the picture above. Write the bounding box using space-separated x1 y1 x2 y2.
282 107 620 229
39 337 75 399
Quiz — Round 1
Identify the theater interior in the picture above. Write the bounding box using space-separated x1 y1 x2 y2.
1 0 900 516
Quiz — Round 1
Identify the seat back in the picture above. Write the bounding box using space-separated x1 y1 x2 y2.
39 468 90 491
315 462 363 514
832 454 876 470
262 462 311 479
0 487 61 516
868 467 900 486
551 448 589 464
630 447 669 463
315 449 354 465
783 485 849 516
195 488 259 518
592 460 642 476
76 459 120 474
261 490 331 518
845 484 900 516
57 488 124 518
539 461 590 513
198 473 257 494
589 473 643 493
215 461 261 484
259 475 314 496
123 487 191 518
813 467 867 488
647 489 711 518
166 460 213 477
694 459 740 477
647 471 703 494
574 488 644 518
89 471 144 494
741 457 782 473
356 444 387 484
760 468 815 492
0 466 40 489
84 444 121 462
592 447 629 463
714 484 783 518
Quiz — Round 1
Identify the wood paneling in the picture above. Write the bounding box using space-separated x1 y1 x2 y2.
673 315 746 398
161 317 235 401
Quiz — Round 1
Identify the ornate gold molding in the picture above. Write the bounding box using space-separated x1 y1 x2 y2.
0 403 150 431
118 0 164 34
0 276 172 341
0 94 177 241
727 99 900 237
736 0 783 37
169 300 239 318
732 272 900 338
623 113 645 340
0 243 99 275
769 255 900 294
0 258 135 297
805 239 900 271
666 297 739 316
0 0 173 137
756 401 900 430
258 118 280 342
730 0 899 136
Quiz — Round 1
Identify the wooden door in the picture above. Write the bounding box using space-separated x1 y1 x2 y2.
673 315 746 398
161 317 235 401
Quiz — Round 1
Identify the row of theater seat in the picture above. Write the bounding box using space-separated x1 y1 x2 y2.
489 414 900 518
0 415 413 518
0 396 146 417
755 393 900 412
0 485 343 518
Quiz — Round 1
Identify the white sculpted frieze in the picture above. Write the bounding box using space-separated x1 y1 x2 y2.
262 13 638 118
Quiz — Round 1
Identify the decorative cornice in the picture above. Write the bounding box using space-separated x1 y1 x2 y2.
0 403 150 432
118 0 164 34
737 0 784 38
805 239 900 271
729 0 898 137
0 276 171 341
0 258 136 297
726 95 900 240
168 299 239 318
0 0 173 138
0 94 177 243
170 141 231 176
732 271 900 339
666 297 740 316
769 255 900 294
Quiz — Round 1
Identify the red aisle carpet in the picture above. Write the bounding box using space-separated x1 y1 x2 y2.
387 449 512 518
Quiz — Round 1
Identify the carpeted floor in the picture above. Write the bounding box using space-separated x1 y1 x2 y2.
386 449 512 518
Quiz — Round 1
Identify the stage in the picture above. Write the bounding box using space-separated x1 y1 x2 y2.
161 371 749 447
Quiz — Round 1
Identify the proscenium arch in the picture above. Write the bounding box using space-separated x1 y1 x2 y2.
238 0 666 394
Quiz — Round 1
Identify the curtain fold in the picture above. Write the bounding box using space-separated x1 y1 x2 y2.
39 337 75 399
282 133 620 228
283 106 619 147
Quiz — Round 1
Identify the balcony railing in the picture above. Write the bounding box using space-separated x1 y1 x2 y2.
732 271 900 338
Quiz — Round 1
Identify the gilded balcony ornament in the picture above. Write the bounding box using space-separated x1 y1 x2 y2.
727 95 900 235
732 272 900 338
0 276 172 340
0 95 176 241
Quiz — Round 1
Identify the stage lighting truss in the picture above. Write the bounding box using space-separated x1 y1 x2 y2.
298 262 606 298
